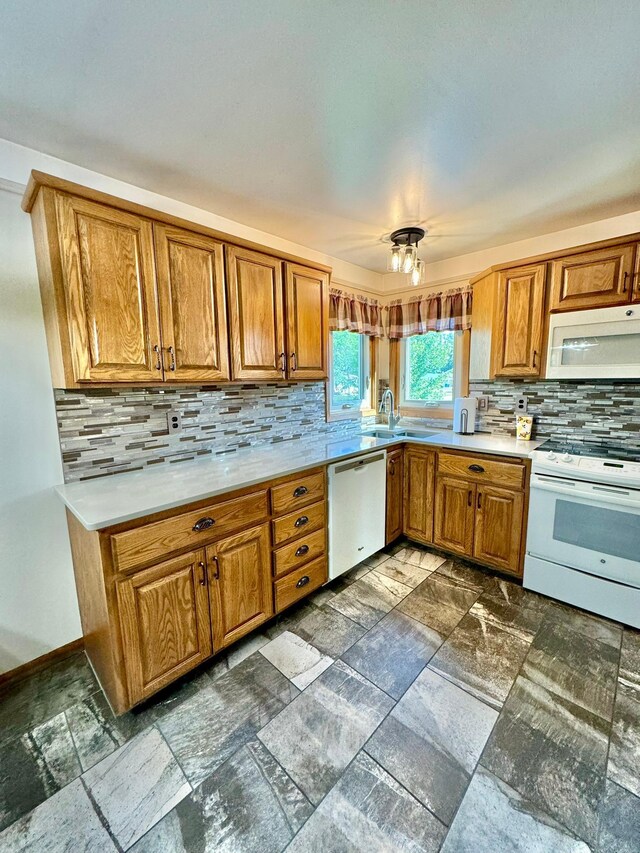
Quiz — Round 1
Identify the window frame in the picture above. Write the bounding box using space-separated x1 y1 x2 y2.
391 330 470 420
326 331 377 421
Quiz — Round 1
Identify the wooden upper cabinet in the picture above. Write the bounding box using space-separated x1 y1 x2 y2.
473 485 524 575
386 448 404 544
117 549 212 705
285 263 329 379
403 447 435 544
206 524 273 649
433 476 475 557
549 244 636 312
494 263 546 377
55 194 162 383
154 224 230 381
226 246 285 380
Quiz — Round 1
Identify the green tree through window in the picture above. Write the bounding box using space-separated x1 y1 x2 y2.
331 331 366 409
405 332 455 403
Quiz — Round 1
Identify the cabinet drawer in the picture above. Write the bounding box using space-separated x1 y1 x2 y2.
111 490 269 572
437 452 525 490
271 471 325 516
272 499 326 547
273 527 326 579
274 555 327 612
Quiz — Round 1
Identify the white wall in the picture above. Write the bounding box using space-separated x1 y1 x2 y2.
0 183 81 671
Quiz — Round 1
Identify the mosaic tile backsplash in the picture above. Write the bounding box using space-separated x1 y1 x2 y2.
55 383 373 481
470 379 640 448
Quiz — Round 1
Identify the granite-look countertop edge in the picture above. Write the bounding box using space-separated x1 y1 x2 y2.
55 430 543 531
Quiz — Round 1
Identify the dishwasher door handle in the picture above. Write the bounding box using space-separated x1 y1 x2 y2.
333 453 386 474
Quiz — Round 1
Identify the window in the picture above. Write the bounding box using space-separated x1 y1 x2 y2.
329 331 372 416
400 331 465 410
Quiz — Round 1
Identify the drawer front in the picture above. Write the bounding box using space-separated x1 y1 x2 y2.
274 555 327 612
111 490 269 572
437 452 525 489
272 500 326 547
273 527 326 579
271 471 325 516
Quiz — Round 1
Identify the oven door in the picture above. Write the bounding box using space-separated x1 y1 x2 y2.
527 473 640 587
546 305 640 379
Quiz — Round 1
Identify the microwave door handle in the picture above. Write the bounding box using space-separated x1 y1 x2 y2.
531 476 640 508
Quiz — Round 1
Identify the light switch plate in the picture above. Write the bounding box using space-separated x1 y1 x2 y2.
167 409 182 434
515 395 528 413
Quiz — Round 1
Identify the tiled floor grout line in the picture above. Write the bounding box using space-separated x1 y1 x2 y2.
79 775 125 853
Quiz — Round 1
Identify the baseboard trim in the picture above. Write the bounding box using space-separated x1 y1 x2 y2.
0 638 84 690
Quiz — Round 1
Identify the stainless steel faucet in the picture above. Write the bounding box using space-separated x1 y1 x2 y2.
379 388 400 430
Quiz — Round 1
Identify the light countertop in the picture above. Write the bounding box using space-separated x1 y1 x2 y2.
56 429 544 530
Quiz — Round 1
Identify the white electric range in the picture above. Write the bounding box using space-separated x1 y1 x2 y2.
524 440 640 628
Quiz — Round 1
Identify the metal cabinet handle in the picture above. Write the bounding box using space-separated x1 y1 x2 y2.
279 352 286 375
468 464 485 473
167 345 176 371
293 485 308 498
468 490 472 506
192 516 215 532
295 544 309 557
294 515 309 528
296 575 310 589
389 460 395 476
198 561 207 586
623 271 629 292
211 554 220 580
290 351 297 371
533 349 538 368
153 344 162 371
477 492 482 509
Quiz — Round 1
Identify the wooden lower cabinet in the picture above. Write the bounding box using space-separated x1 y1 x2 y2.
207 524 273 649
117 549 213 705
403 447 435 543
433 476 475 556
386 448 404 544
473 485 524 573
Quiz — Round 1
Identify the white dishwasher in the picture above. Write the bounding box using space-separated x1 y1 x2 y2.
328 450 387 580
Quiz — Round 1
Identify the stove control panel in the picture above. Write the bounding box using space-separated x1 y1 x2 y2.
534 450 640 478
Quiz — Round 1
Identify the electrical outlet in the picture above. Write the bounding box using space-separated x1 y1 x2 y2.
167 409 182 435
515 395 528 414
476 395 489 411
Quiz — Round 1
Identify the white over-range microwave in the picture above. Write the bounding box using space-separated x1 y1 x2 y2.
546 304 640 379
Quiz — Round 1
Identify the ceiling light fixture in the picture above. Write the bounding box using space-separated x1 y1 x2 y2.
387 226 427 285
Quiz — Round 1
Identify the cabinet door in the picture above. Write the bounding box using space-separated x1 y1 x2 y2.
403 448 435 544
284 263 329 379
473 485 524 575
433 476 475 557
117 550 212 705
494 263 546 377
154 224 230 381
386 448 404 544
207 524 273 649
226 246 285 380
549 244 635 312
55 194 162 383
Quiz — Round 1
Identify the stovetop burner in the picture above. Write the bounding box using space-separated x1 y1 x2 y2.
537 440 640 463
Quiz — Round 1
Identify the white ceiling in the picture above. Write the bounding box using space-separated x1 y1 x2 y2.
2 1 640 272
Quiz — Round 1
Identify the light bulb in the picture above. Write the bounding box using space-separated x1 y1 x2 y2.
410 258 424 286
401 245 416 274
388 244 402 272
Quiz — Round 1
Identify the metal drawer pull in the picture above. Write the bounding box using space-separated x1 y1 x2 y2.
153 344 162 370
468 464 485 473
211 554 220 579
198 561 207 586
295 544 309 557
192 516 215 532
168 345 176 371
294 515 309 528
293 485 308 497
296 575 310 588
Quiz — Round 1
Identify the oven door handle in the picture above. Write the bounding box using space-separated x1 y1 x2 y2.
530 475 640 509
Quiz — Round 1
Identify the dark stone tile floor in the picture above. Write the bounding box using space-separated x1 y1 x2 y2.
0 539 638 851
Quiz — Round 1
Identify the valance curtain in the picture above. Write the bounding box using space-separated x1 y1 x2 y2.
387 287 472 339
329 288 384 338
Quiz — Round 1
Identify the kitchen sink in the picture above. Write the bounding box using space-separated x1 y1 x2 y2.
361 428 441 440
402 430 439 439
